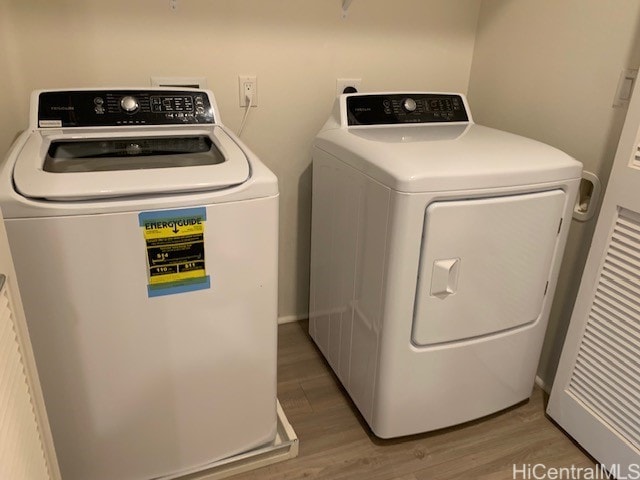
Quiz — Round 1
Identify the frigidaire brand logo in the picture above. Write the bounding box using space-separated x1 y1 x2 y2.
51 106 74 111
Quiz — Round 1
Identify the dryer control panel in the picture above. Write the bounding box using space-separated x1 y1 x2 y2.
346 93 468 126
37 90 216 128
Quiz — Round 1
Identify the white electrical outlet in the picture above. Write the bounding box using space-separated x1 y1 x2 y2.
239 75 258 107
336 78 362 96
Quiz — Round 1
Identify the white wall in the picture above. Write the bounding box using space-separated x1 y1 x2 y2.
0 2 22 155
0 0 482 320
467 0 640 388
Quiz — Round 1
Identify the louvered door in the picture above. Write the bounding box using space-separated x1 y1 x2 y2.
547 77 640 473
0 209 60 480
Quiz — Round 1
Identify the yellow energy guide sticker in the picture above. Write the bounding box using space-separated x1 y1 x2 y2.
139 208 210 297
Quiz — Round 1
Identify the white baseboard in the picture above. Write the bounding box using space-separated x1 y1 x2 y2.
277 314 306 325
535 375 551 394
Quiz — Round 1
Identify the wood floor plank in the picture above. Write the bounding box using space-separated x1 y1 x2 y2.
299 374 352 414
231 321 594 480
277 381 313 418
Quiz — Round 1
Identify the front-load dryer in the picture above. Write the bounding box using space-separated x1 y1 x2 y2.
0 89 278 480
309 92 582 438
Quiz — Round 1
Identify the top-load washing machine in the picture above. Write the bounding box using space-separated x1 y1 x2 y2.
0 89 278 479
309 92 582 438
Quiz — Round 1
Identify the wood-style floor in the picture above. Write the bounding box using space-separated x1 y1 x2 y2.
233 321 594 480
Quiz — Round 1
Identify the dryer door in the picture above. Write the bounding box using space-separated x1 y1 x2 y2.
412 190 566 346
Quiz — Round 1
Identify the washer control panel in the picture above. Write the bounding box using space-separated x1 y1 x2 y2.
346 94 468 126
38 90 215 127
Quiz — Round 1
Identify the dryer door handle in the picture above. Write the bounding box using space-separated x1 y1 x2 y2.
430 258 460 299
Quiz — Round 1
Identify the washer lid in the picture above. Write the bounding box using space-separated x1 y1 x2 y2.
13 126 250 200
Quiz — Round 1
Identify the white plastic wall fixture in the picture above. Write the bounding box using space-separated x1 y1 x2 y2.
573 170 602 222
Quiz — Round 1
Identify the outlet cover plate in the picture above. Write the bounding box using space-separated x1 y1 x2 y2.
239 75 258 107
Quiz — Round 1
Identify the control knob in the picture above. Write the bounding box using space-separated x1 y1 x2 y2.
402 97 417 113
120 96 139 113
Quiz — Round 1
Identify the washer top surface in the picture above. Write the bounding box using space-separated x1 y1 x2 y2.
315 93 582 192
11 89 251 201
14 125 250 201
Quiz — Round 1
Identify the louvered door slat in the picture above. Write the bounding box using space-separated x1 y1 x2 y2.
566 209 640 450
602 265 640 298
593 294 640 339
571 372 640 434
591 303 640 344
599 278 640 312
618 215 640 235
612 231 640 251
580 328 639 381
570 377 640 442
0 305 15 389
588 320 640 369
590 309 640 359
576 349 640 406
578 339 640 402
609 249 640 276
572 370 640 437
597 283 640 317
572 367 640 429
0 278 51 480
595 287 640 330
610 242 640 265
